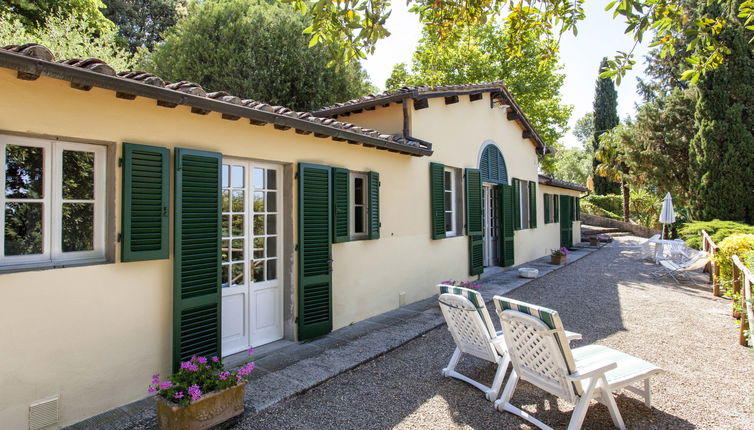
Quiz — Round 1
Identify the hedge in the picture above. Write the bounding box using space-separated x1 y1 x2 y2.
678 219 754 249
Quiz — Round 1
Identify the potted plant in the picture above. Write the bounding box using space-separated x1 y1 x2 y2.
550 247 571 265
149 350 255 430
441 279 481 290
587 235 600 246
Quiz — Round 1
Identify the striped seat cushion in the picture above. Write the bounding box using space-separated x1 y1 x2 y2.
437 284 496 338
494 296 580 393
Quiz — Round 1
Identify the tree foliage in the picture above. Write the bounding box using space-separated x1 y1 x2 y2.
596 124 631 221
689 0 754 224
552 148 592 186
0 12 138 70
384 22 572 173
592 58 621 195
285 0 754 84
572 113 594 149
145 0 373 111
101 0 187 52
0 0 114 33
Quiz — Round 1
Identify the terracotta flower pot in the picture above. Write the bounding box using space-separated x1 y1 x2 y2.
156 383 245 430
589 237 599 246
550 255 567 265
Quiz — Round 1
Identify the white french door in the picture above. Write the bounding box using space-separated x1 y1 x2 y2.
483 184 500 267
221 159 283 356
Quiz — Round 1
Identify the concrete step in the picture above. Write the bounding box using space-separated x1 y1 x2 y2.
581 225 623 235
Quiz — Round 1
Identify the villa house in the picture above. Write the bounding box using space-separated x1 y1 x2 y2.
0 43 585 429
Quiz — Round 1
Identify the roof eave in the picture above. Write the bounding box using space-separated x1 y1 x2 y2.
0 50 432 157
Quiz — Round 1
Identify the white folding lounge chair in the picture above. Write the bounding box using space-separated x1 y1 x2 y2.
436 284 510 401
635 234 660 260
437 285 582 402
656 250 709 283
493 296 663 430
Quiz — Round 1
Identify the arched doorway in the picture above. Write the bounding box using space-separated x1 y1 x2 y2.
478 143 514 267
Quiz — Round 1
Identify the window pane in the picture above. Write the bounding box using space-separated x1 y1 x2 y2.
221 265 229 288
267 236 277 257
222 165 229 188
267 169 277 190
444 191 452 211
231 190 244 212
354 177 363 205
253 192 264 212
231 215 244 236
221 239 230 262
62 203 94 252
253 214 264 235
222 215 229 237
231 165 244 188
253 260 264 282
253 237 264 258
253 168 264 189
231 263 244 286
222 190 230 212
231 239 244 261
4 202 43 255
445 212 452 232
5 145 43 198
354 207 364 233
266 259 277 281
444 171 452 191
62 150 94 200
266 191 277 212
267 214 277 234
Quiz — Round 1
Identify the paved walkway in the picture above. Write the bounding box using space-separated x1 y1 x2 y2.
67 244 601 429
232 237 754 429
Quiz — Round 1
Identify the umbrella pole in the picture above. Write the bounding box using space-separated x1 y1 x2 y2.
662 224 665 240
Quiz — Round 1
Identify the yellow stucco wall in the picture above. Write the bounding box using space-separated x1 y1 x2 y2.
0 69 582 428
330 102 405 135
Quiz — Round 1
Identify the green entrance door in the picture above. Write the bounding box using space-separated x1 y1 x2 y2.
559 195 573 248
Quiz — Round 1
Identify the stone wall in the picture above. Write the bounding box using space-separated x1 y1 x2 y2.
581 213 661 238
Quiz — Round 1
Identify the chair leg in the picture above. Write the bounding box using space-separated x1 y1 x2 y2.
494 369 518 411
644 379 652 408
599 378 626 430
442 347 461 377
486 354 510 401
567 376 601 430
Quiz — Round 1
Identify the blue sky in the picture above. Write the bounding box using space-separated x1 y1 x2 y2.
360 2 649 149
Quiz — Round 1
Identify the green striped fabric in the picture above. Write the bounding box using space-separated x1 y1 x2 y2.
494 296 579 393
437 284 496 338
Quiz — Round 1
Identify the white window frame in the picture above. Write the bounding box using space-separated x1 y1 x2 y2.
519 180 530 230
0 135 107 268
444 167 459 236
349 171 369 240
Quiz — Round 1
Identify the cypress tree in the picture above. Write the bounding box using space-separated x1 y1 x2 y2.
689 0 754 224
592 58 621 195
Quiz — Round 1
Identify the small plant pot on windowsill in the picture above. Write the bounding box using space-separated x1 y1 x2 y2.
550 255 567 265
156 383 246 430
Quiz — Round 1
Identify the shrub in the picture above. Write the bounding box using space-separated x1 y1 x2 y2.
715 234 754 293
744 252 754 272
583 194 622 215
580 200 621 220
678 220 754 249
628 189 662 229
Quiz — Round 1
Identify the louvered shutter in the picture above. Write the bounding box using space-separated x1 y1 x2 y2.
528 181 537 228
298 163 332 340
512 178 521 230
368 171 380 240
544 193 551 224
560 194 573 248
465 169 483 275
332 168 349 243
430 162 445 239
554 194 560 222
173 148 222 370
121 143 169 262
574 196 581 220
500 184 515 267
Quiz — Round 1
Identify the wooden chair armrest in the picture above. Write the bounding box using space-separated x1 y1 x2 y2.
567 361 617 381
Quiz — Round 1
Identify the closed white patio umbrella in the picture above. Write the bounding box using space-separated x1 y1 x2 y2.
659 192 675 240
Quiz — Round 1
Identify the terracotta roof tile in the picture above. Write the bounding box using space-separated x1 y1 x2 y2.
538 174 588 192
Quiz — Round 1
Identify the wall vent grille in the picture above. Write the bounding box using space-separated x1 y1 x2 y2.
29 396 59 430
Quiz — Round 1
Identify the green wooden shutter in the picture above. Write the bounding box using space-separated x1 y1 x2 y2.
173 148 222 370
430 162 445 239
332 168 349 243
465 169 483 275
500 184 515 267
575 196 581 220
560 194 573 248
512 178 521 230
121 143 170 262
544 193 551 224
554 194 560 222
298 163 332 340
528 181 537 228
368 171 380 240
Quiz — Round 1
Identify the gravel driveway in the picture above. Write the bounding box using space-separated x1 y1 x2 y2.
234 237 754 429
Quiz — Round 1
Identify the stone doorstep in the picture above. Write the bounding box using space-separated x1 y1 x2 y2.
64 242 602 430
